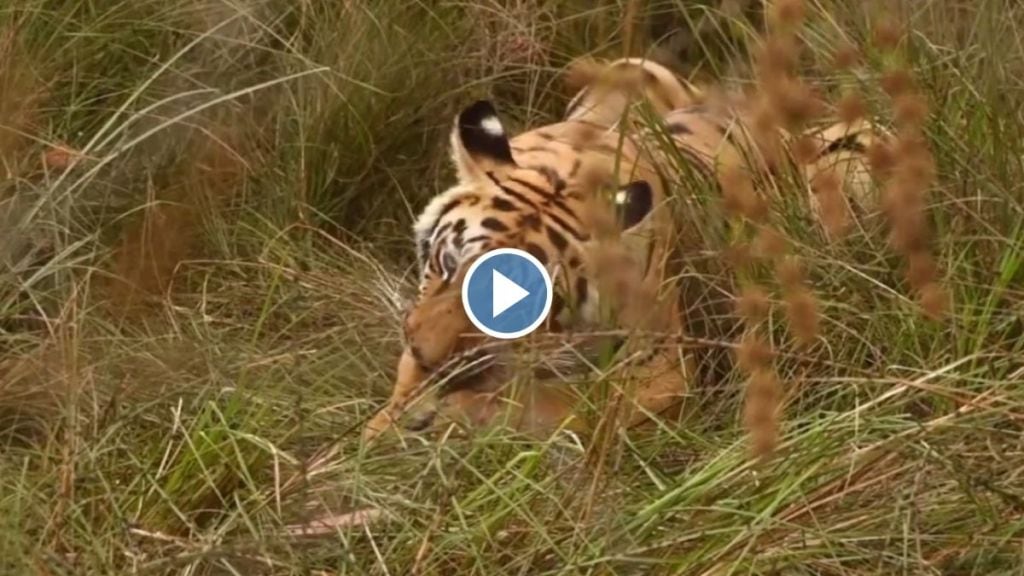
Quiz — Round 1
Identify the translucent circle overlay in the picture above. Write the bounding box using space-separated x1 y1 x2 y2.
461 248 553 340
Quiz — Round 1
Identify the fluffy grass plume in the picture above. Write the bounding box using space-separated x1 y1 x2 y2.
1 0 1023 574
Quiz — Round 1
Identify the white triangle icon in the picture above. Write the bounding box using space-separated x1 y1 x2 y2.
492 269 530 318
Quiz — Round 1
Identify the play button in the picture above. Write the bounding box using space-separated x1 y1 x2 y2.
462 248 553 339
491 269 530 317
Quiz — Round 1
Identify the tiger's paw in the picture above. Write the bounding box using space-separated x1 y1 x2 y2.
362 410 397 442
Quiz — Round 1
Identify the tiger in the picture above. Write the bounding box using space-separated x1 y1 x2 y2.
361 56 884 442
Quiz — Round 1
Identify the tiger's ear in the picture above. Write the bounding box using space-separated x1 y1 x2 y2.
614 180 654 230
451 100 517 182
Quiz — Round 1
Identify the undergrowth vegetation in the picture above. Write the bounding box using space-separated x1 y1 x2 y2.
1 0 1023 574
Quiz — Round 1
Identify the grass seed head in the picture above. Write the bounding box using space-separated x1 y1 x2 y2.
919 281 950 320
769 78 824 129
737 332 775 372
906 252 937 290
744 368 782 457
769 0 807 29
894 137 937 185
758 36 800 77
785 287 820 346
837 93 867 124
812 169 851 239
873 17 905 51
749 426 779 459
881 69 914 98
720 166 768 222
887 222 930 254
754 226 790 259
749 100 787 171
793 134 820 165
884 206 930 253
894 93 930 128
752 97 781 134
746 367 782 404
737 286 772 322
867 140 897 176
775 257 806 291
723 243 754 271
832 43 861 70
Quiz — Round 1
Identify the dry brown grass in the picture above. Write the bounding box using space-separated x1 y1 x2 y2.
0 23 47 179
104 127 252 316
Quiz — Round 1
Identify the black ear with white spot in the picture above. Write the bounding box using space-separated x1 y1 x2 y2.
458 100 514 164
615 180 654 230
451 100 516 181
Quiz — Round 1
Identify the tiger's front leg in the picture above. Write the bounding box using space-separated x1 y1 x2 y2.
616 335 694 429
364 286 474 441
588 241 693 430
362 347 426 441
606 299 693 429
520 311 691 435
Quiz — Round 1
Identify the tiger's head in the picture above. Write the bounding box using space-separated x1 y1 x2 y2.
387 100 661 433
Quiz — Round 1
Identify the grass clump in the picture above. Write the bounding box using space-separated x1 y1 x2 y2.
1 0 1024 574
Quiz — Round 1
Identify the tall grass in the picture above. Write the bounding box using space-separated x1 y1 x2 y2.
1 0 1023 574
